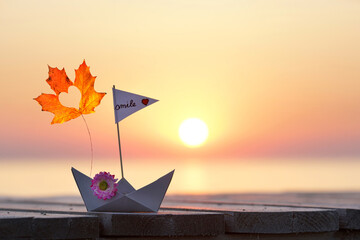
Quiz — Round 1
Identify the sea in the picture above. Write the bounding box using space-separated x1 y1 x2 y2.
1 157 360 197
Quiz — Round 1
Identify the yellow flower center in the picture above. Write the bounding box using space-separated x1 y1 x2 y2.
99 180 108 191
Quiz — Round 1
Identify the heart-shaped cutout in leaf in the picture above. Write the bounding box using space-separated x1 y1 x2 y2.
59 86 82 109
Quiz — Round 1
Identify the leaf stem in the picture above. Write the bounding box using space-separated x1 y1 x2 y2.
81 114 94 177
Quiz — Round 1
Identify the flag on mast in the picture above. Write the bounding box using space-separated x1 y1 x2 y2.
112 88 158 123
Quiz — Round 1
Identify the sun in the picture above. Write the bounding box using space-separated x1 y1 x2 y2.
179 118 209 147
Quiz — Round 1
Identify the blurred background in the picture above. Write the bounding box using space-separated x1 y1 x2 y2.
1 0 360 196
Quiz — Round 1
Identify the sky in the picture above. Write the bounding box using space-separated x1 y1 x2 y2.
1 1 360 195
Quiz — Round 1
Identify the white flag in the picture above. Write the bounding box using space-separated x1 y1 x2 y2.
112 88 158 123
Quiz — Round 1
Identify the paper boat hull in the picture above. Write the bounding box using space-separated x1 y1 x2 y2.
72 167 174 212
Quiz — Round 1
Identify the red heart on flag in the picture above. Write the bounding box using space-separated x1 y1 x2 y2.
142 99 149 105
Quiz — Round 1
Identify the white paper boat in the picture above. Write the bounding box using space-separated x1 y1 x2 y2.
72 86 175 212
72 167 174 212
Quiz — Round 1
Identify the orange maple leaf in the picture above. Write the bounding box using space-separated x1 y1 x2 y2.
34 60 106 124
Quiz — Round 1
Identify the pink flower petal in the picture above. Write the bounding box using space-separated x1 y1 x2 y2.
91 171 118 200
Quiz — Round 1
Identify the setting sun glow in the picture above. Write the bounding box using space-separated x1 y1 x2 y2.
179 118 209 147
1 1 360 197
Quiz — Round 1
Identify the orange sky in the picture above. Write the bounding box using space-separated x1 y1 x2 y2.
1 0 360 162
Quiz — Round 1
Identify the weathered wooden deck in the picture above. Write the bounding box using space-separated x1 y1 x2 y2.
1 193 360 239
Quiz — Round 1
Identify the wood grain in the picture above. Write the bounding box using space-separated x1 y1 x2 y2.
0 210 98 239
162 202 339 233
1 193 360 239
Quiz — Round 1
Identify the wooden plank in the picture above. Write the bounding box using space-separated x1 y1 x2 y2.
0 196 83 206
0 210 99 239
96 231 360 240
3 194 360 237
162 202 339 234
165 193 360 206
0 202 87 213
164 193 360 209
0 201 225 237
32 214 99 239
165 193 360 230
0 212 33 238
337 208 360 230
1 200 339 234
43 193 360 231
98 211 224 237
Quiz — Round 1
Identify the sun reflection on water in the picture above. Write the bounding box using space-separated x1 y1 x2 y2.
1 158 360 197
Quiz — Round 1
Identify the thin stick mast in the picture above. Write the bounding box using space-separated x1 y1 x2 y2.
113 85 124 179
116 122 124 179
